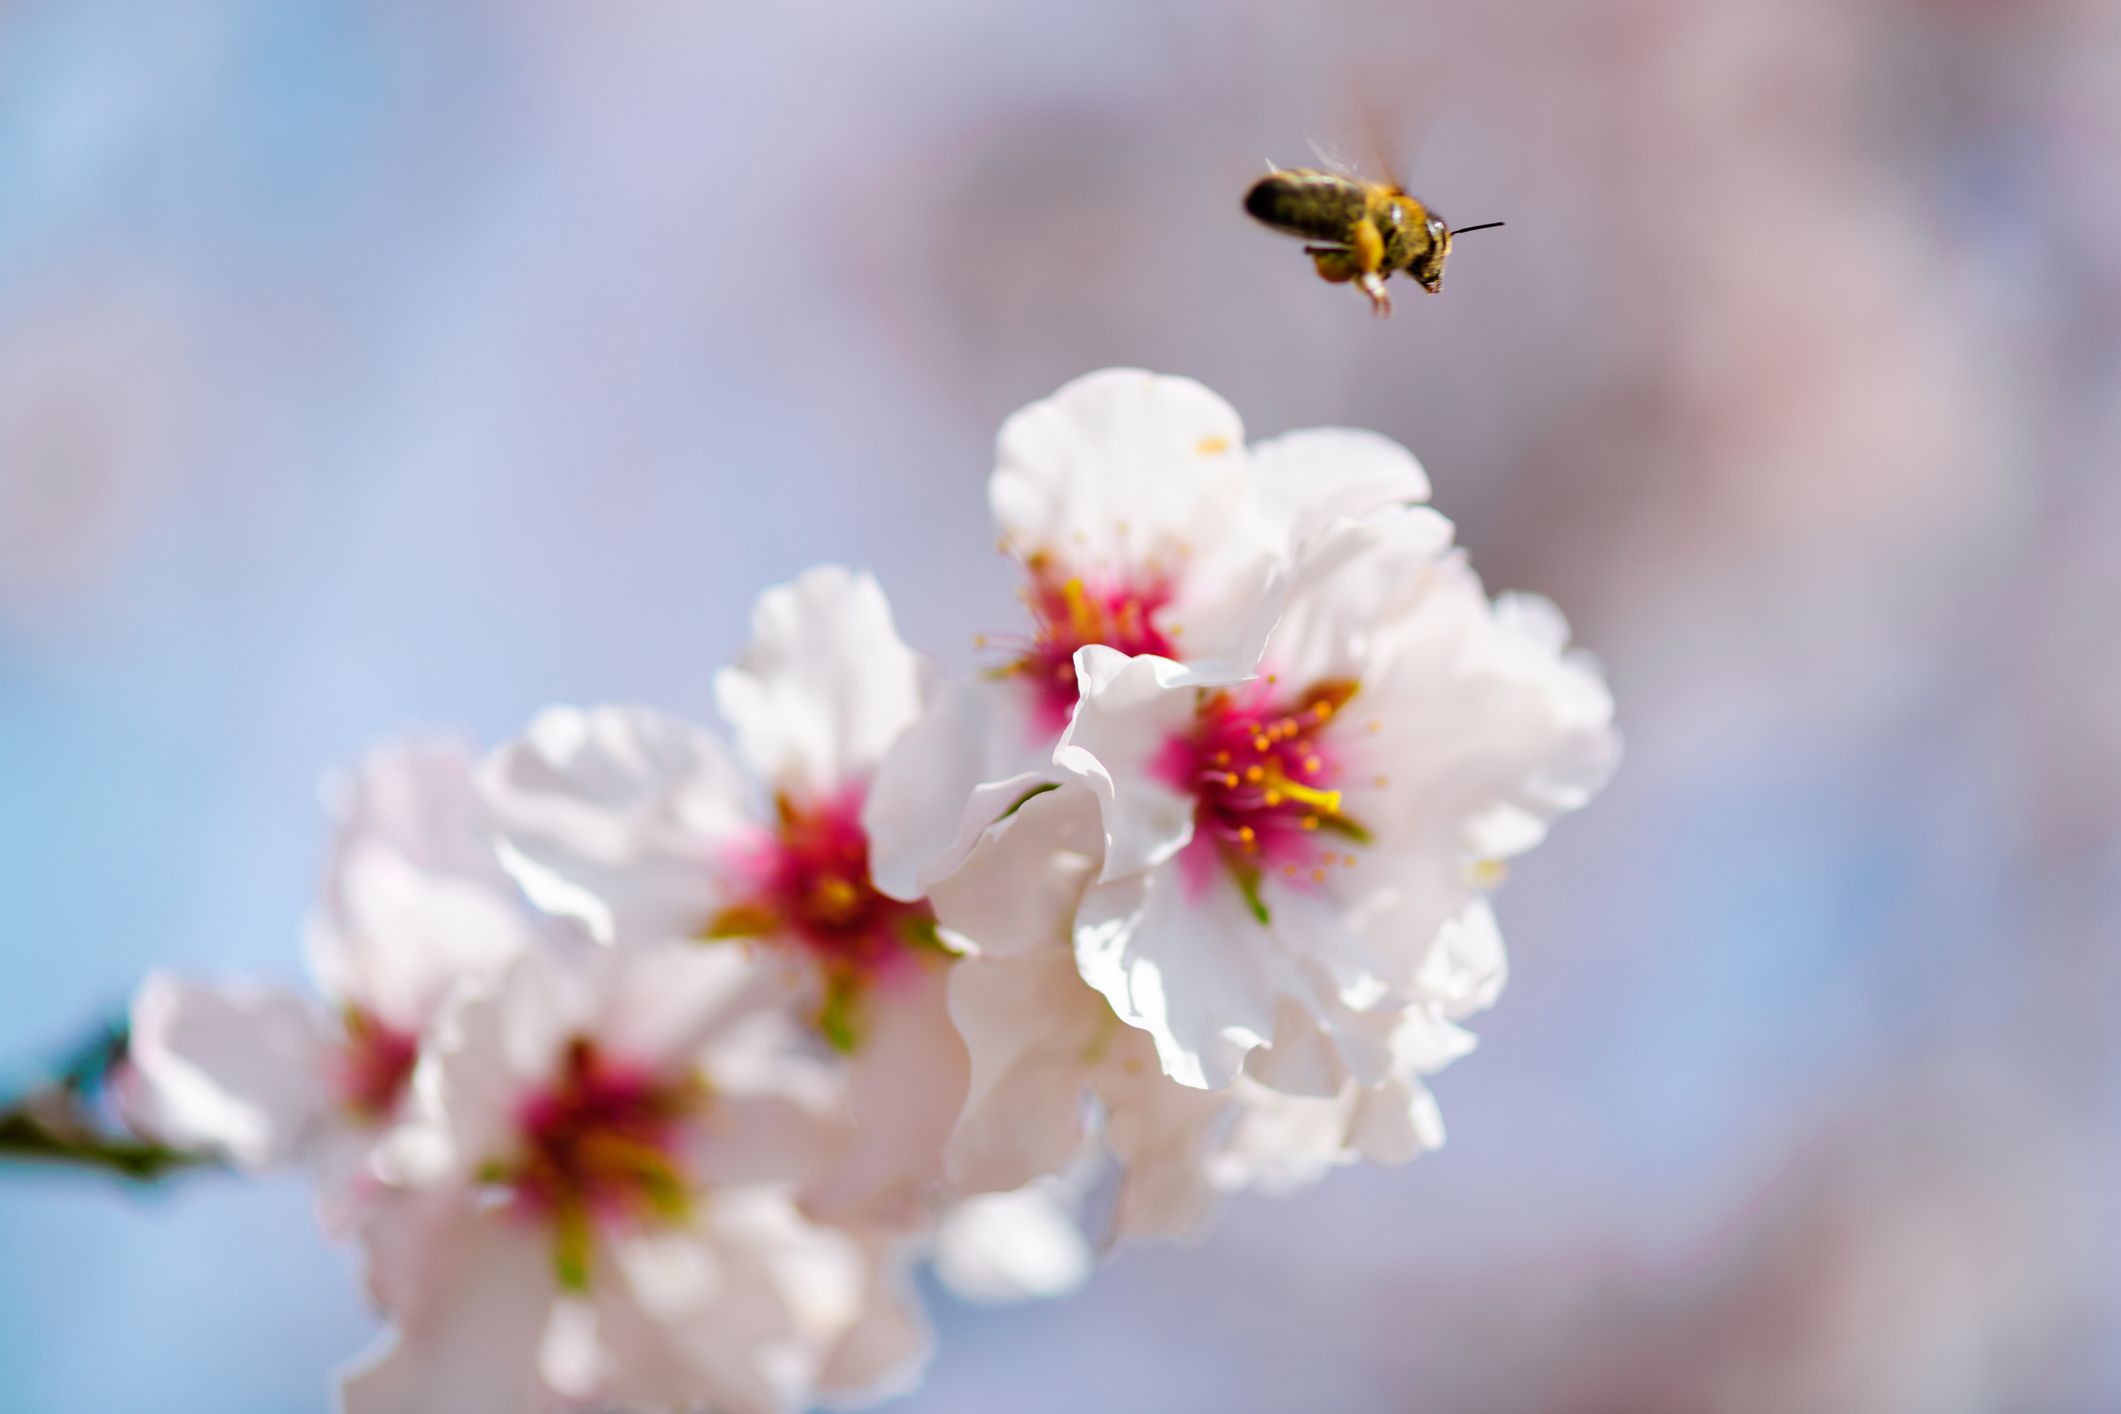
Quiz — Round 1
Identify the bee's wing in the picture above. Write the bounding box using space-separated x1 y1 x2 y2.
1306 135 1365 179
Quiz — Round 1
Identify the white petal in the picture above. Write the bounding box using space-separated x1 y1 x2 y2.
991 368 1247 565
1207 1081 1361 1196
925 782 1101 960
587 940 777 1072
1347 1074 1448 1166
862 674 1053 903
1247 426 1430 548
944 948 1106 1194
715 566 930 799
1074 869 1277 1091
573 1228 798 1414
803 962 968 1226
1415 896 1508 1020
1056 645 1231 882
932 1182 1093 1304
480 705 752 945
1095 1032 1230 1239
307 740 534 1026
1242 998 1353 1100
404 950 586 1182
339 1203 559 1414
123 975 334 1170
814 1238 934 1408
1340 552 1619 863
1258 503 1460 689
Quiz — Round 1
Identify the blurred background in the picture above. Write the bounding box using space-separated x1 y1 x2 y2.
1 0 2116 1409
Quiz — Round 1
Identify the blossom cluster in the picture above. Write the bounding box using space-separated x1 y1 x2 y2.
122 370 1618 1412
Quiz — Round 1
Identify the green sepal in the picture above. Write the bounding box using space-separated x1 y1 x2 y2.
551 1203 593 1293
817 973 864 1055
1316 812 1374 846
1233 863 1272 925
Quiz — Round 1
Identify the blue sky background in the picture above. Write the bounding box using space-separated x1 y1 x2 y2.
1 1 2115 1410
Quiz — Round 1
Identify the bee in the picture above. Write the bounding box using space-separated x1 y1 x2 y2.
1244 163 1503 316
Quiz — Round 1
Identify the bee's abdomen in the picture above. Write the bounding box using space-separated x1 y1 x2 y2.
1244 169 1368 244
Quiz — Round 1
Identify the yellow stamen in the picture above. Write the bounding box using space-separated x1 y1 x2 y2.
1060 577 1102 640
1465 858 1510 889
1270 775 1342 815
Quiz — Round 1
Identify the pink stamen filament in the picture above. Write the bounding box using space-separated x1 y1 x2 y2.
988 555 1179 733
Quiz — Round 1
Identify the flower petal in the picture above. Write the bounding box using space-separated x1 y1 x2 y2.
991 368 1248 565
123 975 334 1171
1096 1035 1230 1239
803 961 969 1226
1056 645 1234 882
306 740 533 1028
925 782 1101 960
480 705 752 946
1247 426 1430 548
931 1182 1093 1304
1074 869 1277 1091
944 947 1107 1194
338 1203 559 1414
715 566 930 800
862 675 1052 904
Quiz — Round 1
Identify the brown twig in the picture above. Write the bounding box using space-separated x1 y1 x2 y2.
0 1021 212 1184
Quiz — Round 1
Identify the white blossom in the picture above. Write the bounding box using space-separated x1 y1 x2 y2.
123 742 548 1228
1058 503 1617 1090
342 942 924 1414
867 367 1428 904
480 567 970 1228
932 783 1462 1240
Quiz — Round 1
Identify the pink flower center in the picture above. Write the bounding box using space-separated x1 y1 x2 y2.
490 1037 703 1289
993 555 1178 734
333 1008 418 1121
705 785 943 1050
1159 678 1369 917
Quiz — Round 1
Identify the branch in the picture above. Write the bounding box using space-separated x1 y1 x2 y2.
0 1021 213 1184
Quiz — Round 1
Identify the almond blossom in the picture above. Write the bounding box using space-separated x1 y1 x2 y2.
342 941 924 1414
479 567 971 1228
1058 503 1617 1091
931 777 1469 1240
863 372 1617 1236
91 365 1621 1411
122 742 547 1228
867 366 1429 904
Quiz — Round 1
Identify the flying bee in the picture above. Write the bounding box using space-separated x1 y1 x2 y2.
1244 164 1503 316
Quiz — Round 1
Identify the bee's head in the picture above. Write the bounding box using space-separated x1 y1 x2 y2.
1411 215 1450 294
1424 219 1505 293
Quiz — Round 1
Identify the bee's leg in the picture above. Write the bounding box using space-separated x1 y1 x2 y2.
1350 219 1386 276
1356 271 1392 317
1307 249 1359 285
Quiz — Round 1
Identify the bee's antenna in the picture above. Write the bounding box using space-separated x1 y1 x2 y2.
1452 221 1507 235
